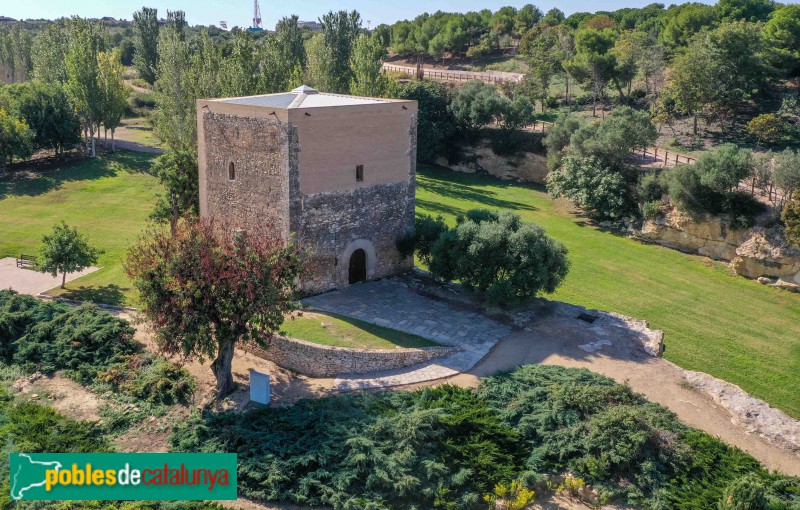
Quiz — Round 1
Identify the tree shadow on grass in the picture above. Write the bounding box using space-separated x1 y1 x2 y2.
0 150 156 200
418 165 539 213
55 284 128 307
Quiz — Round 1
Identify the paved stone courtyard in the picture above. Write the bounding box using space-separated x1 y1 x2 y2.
0 257 98 296
302 280 512 390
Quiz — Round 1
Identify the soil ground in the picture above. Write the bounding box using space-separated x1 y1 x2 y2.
128 309 800 477
12 372 103 421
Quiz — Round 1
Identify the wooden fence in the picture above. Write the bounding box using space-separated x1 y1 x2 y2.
382 64 522 85
530 120 697 168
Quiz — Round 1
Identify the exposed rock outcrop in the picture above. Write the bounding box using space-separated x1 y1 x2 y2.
441 140 549 183
733 226 800 284
681 368 800 454
634 210 800 288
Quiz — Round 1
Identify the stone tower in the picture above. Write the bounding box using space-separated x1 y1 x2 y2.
197 85 417 294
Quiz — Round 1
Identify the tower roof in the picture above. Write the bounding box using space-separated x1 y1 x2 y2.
209 85 404 109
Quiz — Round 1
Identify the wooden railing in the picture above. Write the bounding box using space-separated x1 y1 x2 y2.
382 64 522 85
529 120 697 168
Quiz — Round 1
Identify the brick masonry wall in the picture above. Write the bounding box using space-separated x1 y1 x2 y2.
202 113 292 238
243 335 457 377
293 114 417 294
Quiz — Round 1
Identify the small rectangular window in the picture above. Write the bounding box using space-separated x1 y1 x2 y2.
356 165 364 182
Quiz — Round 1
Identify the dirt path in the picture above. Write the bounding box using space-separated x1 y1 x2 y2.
128 304 800 476
441 328 800 476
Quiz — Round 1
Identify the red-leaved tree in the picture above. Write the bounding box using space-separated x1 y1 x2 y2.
126 218 304 397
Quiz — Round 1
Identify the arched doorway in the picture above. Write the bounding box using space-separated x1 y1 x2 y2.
348 249 367 284
340 239 377 286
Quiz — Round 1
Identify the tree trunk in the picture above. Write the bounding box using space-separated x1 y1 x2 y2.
61 269 66 289
90 126 96 158
111 129 116 152
693 114 698 136
170 193 178 235
612 78 625 104
211 341 236 398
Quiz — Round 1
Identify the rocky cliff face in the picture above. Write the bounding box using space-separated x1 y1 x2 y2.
439 140 549 183
635 210 800 288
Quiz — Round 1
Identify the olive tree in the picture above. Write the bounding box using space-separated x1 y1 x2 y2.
422 209 569 305
774 149 800 202
546 155 634 221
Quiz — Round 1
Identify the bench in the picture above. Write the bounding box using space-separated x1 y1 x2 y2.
16 254 37 269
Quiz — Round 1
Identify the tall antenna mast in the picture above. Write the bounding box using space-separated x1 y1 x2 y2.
252 0 262 29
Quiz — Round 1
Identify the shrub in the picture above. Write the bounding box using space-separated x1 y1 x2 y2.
747 113 784 147
783 200 800 247
172 365 800 510
774 148 800 200
0 290 194 406
718 474 769 510
171 385 524 509
413 214 449 264
98 354 195 405
426 210 570 304
641 200 662 220
694 144 754 194
567 106 658 168
131 90 157 109
546 155 635 221
392 81 456 163
667 162 764 226
0 292 70 361
637 171 667 203
449 80 506 140
395 228 415 259
12 302 137 381
543 114 584 171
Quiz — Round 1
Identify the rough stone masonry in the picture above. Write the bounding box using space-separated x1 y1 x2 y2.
197 87 418 295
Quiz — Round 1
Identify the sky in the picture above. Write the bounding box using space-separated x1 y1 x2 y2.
2 0 716 30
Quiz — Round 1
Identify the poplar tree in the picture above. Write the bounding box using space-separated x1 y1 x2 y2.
64 18 106 157
97 49 128 151
152 11 194 150
350 34 389 97
132 7 159 85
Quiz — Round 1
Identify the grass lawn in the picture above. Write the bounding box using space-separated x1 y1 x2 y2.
416 165 800 419
0 151 160 306
115 116 164 149
281 312 441 350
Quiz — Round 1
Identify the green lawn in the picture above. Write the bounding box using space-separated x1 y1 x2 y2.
0 151 160 306
115 116 164 149
281 311 440 350
2 152 798 418
416 165 800 419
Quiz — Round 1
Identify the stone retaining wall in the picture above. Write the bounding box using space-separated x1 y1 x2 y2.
634 210 800 288
244 335 457 377
441 139 549 184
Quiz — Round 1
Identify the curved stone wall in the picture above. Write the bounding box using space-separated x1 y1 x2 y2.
243 335 457 378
